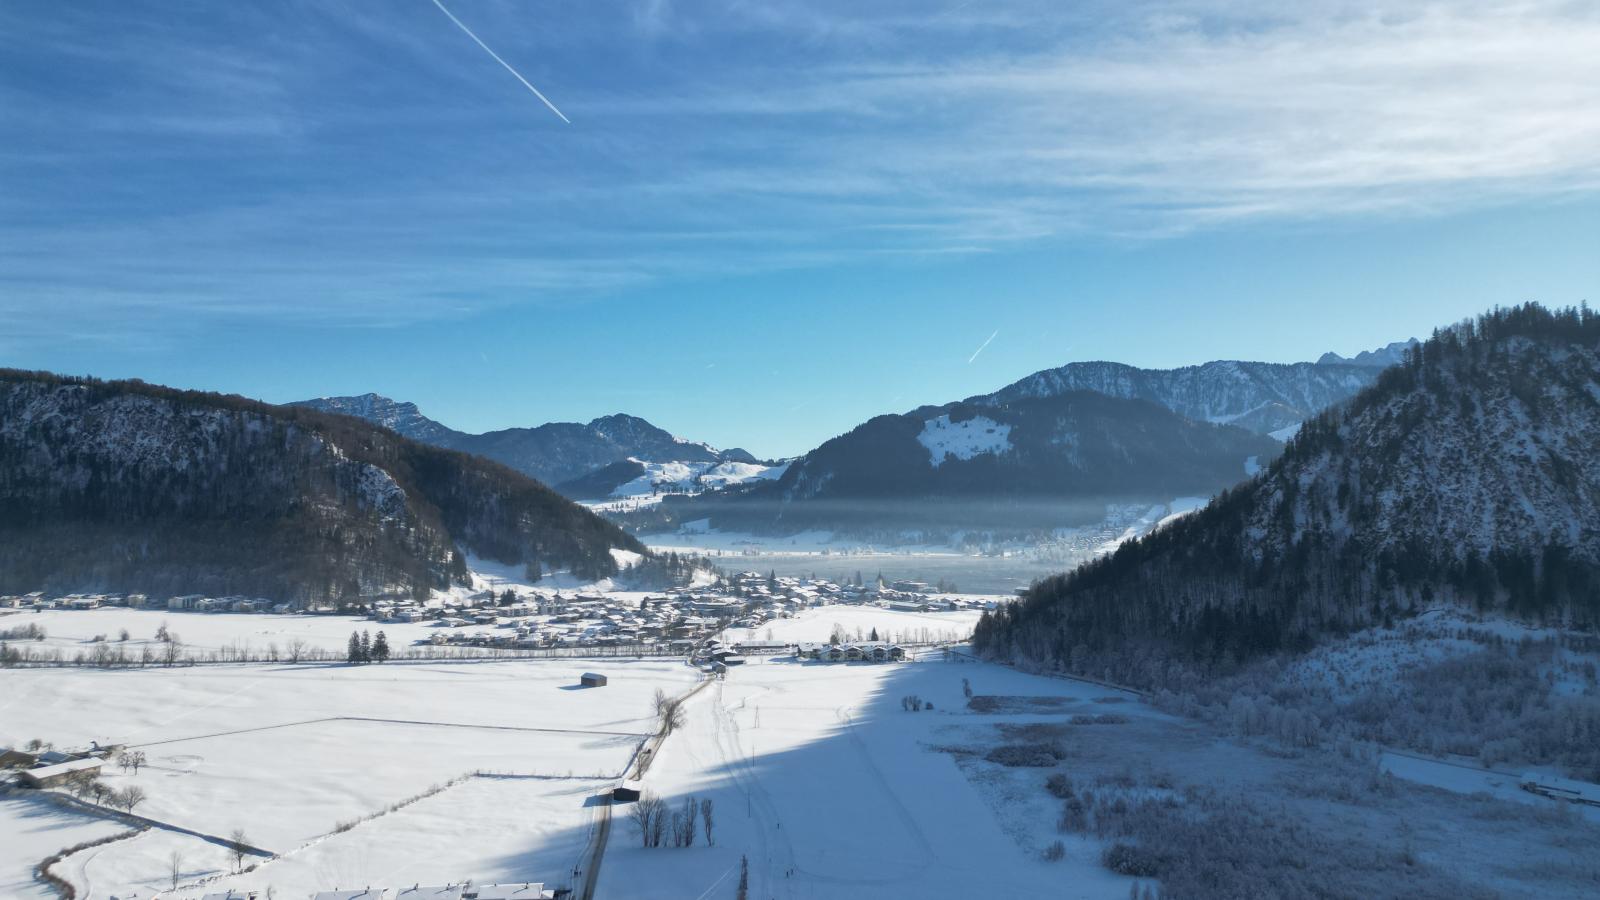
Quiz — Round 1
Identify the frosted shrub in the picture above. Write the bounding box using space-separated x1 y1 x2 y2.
985 742 1065 767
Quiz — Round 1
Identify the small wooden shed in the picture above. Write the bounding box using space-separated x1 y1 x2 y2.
613 779 643 802
580 672 607 688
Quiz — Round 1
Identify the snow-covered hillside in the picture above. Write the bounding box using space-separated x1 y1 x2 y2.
607 459 787 499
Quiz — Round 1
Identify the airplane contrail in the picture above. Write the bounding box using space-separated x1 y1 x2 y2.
426 0 571 124
967 329 999 363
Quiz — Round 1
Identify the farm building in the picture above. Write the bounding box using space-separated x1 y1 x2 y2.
393 887 466 899
797 642 905 663
613 779 643 802
732 639 792 654
580 672 607 688
0 747 37 769
18 757 102 788
468 883 554 899
201 891 262 900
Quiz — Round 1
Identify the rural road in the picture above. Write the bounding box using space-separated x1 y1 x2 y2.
577 674 715 900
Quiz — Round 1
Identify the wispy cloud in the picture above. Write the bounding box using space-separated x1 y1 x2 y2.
4 1 1600 341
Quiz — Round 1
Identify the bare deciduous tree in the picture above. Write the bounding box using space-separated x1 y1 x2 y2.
168 849 184 890
227 828 250 871
700 797 714 846
629 792 667 848
122 785 147 813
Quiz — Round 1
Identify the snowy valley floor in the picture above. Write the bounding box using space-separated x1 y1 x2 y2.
4 633 1599 897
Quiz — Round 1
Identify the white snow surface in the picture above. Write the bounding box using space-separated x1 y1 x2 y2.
0 794 127 900
916 415 1012 467
612 459 785 499
598 654 1141 899
0 658 701 894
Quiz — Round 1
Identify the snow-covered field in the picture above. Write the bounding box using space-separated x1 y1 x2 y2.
600 652 1138 899
0 658 702 896
0 793 128 900
720 603 984 646
7 644 1599 898
181 776 603 900
917 414 1012 466
577 459 789 513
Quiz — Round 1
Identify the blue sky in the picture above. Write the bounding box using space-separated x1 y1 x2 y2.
3 1 1598 458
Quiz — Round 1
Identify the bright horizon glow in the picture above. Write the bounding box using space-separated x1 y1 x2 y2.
2 1 1598 456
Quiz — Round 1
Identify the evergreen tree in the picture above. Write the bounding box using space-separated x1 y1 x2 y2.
346 631 361 665
358 629 372 664
372 630 390 663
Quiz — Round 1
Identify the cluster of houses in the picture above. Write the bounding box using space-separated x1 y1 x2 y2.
112 884 559 900
1 573 995 657
0 592 317 615
405 589 736 653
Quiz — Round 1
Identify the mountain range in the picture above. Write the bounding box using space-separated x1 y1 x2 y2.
290 340 1412 534
972 358 1383 438
293 394 759 488
0 372 640 603
1315 339 1420 368
627 345 1413 535
974 304 1600 675
660 391 1282 534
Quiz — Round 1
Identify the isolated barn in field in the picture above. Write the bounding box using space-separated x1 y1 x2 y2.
580 672 607 688
613 779 643 802
18 757 101 788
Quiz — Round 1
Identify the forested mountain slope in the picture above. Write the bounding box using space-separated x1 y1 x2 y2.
0 372 641 602
638 391 1278 534
975 305 1600 672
